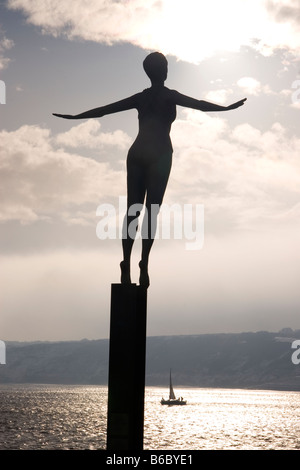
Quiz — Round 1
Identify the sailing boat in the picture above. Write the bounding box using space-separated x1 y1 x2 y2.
161 370 187 406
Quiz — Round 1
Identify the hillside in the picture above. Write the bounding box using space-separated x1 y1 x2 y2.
1 329 300 391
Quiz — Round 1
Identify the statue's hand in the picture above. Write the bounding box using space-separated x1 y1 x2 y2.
52 113 75 119
227 98 247 110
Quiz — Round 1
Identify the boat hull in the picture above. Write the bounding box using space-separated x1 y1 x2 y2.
161 399 187 406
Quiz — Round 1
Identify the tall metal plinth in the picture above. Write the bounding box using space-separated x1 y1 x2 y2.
106 283 147 450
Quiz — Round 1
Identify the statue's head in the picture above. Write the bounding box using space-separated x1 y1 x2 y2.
143 52 168 83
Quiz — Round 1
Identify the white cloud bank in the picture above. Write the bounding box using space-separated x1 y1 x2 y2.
0 120 128 224
1 113 299 236
55 119 131 150
169 110 300 233
6 0 300 63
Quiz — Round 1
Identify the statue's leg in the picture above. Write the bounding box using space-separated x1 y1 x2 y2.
121 156 146 284
139 155 172 288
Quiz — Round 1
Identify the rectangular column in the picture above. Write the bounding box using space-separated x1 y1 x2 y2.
106 283 147 450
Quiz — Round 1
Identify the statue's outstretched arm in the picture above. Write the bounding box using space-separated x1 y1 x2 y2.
53 95 138 120
172 90 246 112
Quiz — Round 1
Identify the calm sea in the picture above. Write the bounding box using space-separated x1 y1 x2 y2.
0 384 299 450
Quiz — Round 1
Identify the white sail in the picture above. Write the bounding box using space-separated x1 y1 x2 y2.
169 369 176 400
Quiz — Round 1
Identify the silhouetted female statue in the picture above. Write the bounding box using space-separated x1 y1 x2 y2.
53 52 246 288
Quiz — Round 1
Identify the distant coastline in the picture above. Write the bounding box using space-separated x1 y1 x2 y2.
1 329 300 392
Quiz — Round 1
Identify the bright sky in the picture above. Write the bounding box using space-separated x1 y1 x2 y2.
0 0 300 341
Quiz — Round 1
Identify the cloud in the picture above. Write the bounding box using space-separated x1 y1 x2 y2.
237 77 262 96
55 119 131 150
6 0 163 44
169 110 300 233
236 77 275 96
256 0 300 56
204 89 233 105
291 101 300 110
0 122 128 224
266 0 300 25
0 32 14 70
6 0 300 63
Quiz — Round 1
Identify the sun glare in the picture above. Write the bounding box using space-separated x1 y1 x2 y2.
152 0 270 63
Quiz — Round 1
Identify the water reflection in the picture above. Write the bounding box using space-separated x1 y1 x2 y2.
0 384 299 450
144 387 300 450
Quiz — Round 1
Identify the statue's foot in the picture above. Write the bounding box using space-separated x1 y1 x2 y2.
139 261 150 289
120 261 131 284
